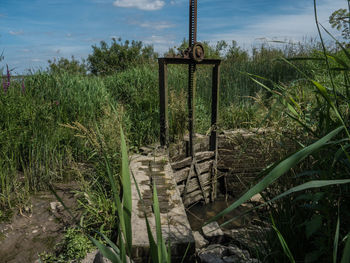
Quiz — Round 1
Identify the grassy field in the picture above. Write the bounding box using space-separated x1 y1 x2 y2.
1 38 350 262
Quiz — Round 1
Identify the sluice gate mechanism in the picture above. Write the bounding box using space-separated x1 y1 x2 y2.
130 1 222 261
158 0 221 206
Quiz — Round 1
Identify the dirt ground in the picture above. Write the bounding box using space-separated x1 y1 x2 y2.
0 183 80 263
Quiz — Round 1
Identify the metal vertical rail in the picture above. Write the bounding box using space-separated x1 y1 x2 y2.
159 59 168 146
210 63 220 201
188 63 196 157
210 64 220 151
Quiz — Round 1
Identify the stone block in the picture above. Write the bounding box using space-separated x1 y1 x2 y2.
193 231 209 249
202 222 224 242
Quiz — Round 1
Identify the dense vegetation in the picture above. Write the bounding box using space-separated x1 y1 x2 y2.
1 4 350 262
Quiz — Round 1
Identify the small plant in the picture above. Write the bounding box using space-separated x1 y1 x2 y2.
39 228 94 263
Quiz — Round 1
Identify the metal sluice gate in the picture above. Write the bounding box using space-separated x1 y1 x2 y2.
158 0 221 203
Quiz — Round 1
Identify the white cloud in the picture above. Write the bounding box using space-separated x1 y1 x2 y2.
31 58 42 62
202 0 347 48
51 46 89 56
139 21 174 30
144 35 173 44
113 0 165 11
143 34 175 54
9 30 24 36
169 0 185 5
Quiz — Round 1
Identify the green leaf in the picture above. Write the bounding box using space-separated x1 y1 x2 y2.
220 179 350 229
92 230 121 255
120 126 132 253
327 54 350 70
205 126 344 225
320 24 350 62
153 182 168 263
341 233 350 263
287 57 324 61
180 243 192 263
271 215 296 263
89 236 121 263
333 204 340 263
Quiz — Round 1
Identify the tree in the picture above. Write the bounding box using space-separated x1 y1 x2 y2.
48 56 87 75
225 40 248 62
87 38 158 75
329 2 350 40
164 38 225 59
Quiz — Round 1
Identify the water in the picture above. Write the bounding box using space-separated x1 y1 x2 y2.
186 196 254 231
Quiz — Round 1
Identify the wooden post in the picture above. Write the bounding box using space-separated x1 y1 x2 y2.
210 63 220 151
159 59 168 147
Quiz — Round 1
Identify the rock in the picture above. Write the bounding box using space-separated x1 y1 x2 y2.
81 249 99 263
193 231 209 249
202 222 224 242
240 203 254 209
81 249 113 263
223 226 270 251
49 201 63 212
222 255 240 263
198 244 230 263
203 244 228 257
226 245 250 260
249 194 264 204
198 253 225 263
82 248 134 263
94 251 113 263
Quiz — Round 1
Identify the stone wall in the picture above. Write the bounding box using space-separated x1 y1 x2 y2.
169 129 298 205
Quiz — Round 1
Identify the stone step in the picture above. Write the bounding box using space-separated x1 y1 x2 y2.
130 154 195 263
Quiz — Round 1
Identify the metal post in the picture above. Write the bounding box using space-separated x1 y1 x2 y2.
210 64 220 151
159 59 168 146
188 63 196 157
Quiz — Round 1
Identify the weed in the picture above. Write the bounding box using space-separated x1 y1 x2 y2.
39 228 94 263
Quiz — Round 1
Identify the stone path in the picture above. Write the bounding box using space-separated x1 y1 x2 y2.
130 151 195 262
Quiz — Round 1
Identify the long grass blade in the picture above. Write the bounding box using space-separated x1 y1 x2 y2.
333 203 340 263
94 231 121 255
219 179 350 229
89 236 122 263
341 233 350 263
271 215 296 263
120 126 132 253
205 126 343 225
153 182 168 262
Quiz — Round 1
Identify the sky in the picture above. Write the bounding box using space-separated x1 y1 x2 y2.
0 0 348 74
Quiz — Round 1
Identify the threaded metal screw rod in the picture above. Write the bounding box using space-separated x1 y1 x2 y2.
188 0 197 158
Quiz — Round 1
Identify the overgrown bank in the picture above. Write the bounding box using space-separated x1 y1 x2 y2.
1 36 350 262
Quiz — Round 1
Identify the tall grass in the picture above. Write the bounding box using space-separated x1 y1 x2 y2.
208 12 350 263
0 72 112 215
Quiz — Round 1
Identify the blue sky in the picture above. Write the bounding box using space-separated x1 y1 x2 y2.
0 0 347 74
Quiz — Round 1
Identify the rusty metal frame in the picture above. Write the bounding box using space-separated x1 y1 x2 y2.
158 57 221 152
